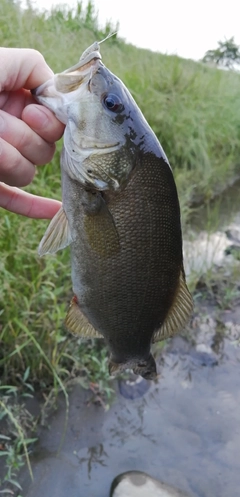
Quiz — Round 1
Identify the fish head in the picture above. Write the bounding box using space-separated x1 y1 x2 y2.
33 41 158 191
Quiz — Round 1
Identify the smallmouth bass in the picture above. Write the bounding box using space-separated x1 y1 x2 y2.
34 40 193 380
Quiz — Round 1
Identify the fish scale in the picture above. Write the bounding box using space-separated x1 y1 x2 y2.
64 155 182 359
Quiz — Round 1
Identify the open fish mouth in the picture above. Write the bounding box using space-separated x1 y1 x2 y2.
54 57 102 94
61 33 116 78
32 41 103 106
33 34 117 100
33 57 101 101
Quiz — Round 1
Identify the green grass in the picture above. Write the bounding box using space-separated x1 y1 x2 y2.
1 0 240 490
1 0 240 209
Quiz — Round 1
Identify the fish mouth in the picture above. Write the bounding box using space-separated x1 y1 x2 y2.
62 40 102 74
33 41 102 101
32 56 103 125
51 41 103 95
33 57 102 100
54 57 102 94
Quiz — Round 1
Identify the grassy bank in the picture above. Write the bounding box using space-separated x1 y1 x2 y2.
1 1 240 207
1 0 240 490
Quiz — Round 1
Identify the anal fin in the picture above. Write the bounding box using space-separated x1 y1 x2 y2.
38 206 72 256
153 268 193 342
65 297 102 338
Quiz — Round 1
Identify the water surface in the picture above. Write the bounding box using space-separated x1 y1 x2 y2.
18 307 240 497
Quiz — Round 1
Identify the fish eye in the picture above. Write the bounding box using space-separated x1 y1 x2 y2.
103 93 123 113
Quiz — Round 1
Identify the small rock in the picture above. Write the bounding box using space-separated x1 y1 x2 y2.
190 350 218 367
196 343 212 355
225 228 240 244
118 375 151 399
110 471 190 497
224 244 240 259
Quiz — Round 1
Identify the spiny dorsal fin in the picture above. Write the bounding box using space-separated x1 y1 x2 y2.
65 297 102 338
38 206 72 256
152 268 193 342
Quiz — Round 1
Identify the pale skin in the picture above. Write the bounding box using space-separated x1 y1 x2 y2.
0 47 65 218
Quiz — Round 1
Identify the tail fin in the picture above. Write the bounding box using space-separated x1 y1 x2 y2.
109 354 157 381
133 354 157 380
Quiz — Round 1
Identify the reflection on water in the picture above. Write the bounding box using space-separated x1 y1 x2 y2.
18 308 240 497
188 180 240 234
183 230 232 275
183 181 240 276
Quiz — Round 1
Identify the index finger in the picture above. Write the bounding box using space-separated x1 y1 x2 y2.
0 48 53 92
0 182 61 219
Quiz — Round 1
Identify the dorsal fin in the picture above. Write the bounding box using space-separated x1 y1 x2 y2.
152 268 193 342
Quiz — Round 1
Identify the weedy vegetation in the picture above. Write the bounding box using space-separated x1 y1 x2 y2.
0 0 240 491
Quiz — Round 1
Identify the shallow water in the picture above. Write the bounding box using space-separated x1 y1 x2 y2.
188 179 240 234
18 307 240 497
183 180 240 275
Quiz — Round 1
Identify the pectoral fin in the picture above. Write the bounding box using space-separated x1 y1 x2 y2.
83 193 120 257
153 268 193 342
65 297 103 338
38 206 72 256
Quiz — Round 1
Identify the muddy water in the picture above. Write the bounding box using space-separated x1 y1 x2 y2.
18 306 240 497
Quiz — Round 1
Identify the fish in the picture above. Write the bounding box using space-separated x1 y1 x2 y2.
33 39 193 380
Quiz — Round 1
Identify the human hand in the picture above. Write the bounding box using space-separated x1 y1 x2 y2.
0 47 64 218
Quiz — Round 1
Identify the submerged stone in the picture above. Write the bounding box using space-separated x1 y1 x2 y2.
110 471 190 497
225 228 240 244
118 375 151 399
225 244 240 260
